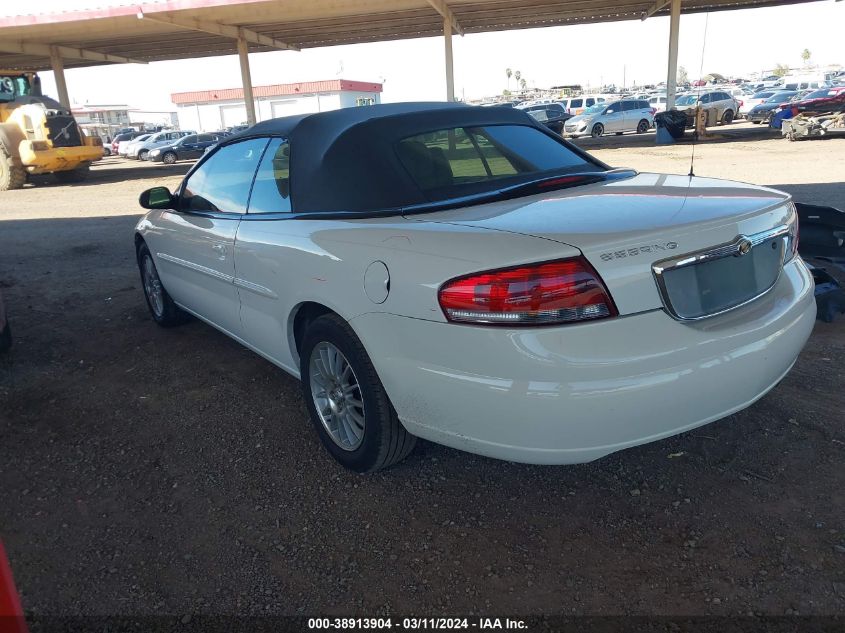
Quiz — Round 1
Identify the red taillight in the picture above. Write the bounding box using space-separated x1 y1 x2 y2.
650 108 657 115
438 257 618 326
738 99 744 107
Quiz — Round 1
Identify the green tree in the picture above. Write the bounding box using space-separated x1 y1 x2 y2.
677 66 688 84
801 48 811 65
505 68 512 90
773 63 789 78
520 77 527 91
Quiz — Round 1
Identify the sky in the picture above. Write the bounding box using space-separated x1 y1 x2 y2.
10 0 844 111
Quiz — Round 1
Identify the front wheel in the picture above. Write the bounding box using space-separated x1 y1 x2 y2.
590 123 604 138
162 152 177 165
636 119 650 134
137 242 189 327
0 148 26 191
300 314 416 472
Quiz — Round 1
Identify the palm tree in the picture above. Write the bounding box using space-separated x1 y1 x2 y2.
514 70 521 85
506 68 512 90
520 77 527 92
801 49 811 65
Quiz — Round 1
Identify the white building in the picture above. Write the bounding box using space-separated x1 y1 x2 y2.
171 79 383 131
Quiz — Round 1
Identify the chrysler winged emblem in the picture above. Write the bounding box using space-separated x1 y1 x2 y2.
737 238 753 256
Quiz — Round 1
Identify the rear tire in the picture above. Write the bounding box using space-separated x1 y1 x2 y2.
162 152 177 165
137 242 189 327
0 148 26 191
590 123 604 138
721 109 734 125
636 119 650 134
300 314 416 472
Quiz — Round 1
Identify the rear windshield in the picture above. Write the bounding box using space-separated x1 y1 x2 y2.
395 125 597 199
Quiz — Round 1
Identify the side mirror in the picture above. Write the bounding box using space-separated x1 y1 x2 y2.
139 186 174 210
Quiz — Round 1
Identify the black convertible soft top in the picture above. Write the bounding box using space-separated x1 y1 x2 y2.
225 102 605 214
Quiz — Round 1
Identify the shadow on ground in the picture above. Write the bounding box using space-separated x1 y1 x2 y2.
1 210 843 617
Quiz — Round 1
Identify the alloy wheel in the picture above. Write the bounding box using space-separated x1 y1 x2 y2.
309 341 365 451
142 255 164 318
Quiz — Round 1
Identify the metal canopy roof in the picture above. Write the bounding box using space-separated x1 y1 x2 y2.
0 0 819 71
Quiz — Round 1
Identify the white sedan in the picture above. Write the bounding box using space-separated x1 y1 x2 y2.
134 103 815 472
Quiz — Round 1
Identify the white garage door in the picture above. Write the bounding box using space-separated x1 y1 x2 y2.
271 99 313 118
220 104 248 127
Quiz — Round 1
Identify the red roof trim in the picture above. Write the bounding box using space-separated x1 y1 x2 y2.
171 79 382 104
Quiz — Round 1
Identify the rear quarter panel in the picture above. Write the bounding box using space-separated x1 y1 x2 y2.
232 216 580 374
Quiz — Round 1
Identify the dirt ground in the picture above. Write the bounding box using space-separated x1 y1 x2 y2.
1 123 844 620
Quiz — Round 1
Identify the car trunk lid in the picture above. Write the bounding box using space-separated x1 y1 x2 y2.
408 173 794 316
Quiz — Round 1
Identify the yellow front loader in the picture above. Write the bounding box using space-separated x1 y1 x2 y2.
0 70 103 190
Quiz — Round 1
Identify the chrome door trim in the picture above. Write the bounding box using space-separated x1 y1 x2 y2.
156 252 235 284
652 225 790 322
233 277 279 300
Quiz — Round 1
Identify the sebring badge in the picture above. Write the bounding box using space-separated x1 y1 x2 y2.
599 242 678 261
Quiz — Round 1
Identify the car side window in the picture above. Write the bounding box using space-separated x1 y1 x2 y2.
586 98 595 107
699 93 712 104
180 138 268 214
181 134 198 144
571 99 583 108
248 138 292 214
197 134 214 143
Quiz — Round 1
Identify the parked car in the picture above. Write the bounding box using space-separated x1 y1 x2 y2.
564 99 654 138
560 95 606 116
739 90 780 117
648 94 668 113
119 133 152 157
112 131 143 155
771 86 845 130
747 91 799 124
131 130 195 160
147 133 228 164
673 90 739 126
525 107 572 134
132 102 813 472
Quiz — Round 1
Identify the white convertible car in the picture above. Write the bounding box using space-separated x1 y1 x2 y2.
135 103 815 472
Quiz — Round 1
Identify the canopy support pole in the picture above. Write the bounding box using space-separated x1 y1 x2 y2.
49 46 71 110
444 16 455 102
665 0 681 110
237 35 257 126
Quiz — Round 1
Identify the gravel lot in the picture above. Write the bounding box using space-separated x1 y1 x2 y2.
1 124 844 619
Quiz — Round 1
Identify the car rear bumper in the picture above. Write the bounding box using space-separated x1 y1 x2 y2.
351 258 815 464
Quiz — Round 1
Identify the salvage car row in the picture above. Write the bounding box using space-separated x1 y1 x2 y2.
109 129 232 163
